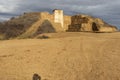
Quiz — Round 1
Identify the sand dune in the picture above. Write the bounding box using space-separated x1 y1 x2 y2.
0 32 120 80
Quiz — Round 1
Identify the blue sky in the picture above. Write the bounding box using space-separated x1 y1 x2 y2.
0 0 120 28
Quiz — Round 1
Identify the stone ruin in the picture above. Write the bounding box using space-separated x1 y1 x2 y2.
67 14 117 32
39 9 117 32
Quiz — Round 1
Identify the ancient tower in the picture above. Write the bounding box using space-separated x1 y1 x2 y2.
53 9 64 28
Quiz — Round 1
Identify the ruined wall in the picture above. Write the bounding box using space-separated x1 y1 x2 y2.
39 12 64 32
38 11 71 32
67 14 118 32
68 15 92 32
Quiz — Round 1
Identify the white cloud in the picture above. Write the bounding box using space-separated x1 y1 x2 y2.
0 0 20 13
0 5 16 13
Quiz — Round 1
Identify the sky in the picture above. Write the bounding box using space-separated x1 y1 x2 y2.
0 0 120 29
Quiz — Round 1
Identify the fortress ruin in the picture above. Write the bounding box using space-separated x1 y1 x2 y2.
0 9 118 39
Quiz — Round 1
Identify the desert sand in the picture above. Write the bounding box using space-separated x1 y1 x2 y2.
0 32 120 80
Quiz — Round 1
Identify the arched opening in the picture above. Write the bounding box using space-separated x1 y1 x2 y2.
92 22 99 31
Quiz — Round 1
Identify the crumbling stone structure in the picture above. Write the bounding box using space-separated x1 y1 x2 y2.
21 9 117 35
67 14 117 32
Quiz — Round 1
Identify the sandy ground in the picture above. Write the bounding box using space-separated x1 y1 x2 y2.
0 32 120 80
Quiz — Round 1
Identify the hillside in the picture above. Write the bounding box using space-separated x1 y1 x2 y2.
0 32 120 80
0 12 40 39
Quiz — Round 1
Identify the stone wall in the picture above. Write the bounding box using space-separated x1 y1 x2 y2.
36 11 63 32
68 15 92 32
67 14 118 32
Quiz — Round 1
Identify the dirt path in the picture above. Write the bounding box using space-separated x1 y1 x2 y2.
0 32 120 80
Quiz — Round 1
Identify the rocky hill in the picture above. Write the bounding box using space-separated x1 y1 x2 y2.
0 10 118 40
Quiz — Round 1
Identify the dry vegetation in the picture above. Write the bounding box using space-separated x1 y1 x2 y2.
0 32 120 80
0 13 40 39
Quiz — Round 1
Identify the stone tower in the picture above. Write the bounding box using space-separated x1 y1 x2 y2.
53 9 64 28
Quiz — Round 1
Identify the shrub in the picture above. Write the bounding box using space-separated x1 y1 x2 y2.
37 35 50 39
